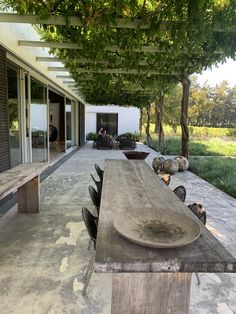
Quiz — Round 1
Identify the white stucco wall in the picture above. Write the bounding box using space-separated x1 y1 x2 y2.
85 105 140 135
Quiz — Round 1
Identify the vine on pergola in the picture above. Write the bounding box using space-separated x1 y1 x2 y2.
2 0 236 157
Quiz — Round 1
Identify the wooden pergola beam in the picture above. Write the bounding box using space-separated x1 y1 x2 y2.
19 40 171 53
36 56 61 62
81 87 160 93
73 68 179 75
19 41 82 49
57 75 73 79
0 13 170 30
57 75 94 80
19 40 225 55
37 56 107 64
1 13 235 32
48 67 69 71
48 66 179 75
40 56 150 66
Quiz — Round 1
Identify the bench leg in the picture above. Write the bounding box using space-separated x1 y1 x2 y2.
17 175 40 213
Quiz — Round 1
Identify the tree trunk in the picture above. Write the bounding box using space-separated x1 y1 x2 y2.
139 107 143 140
180 75 191 159
158 93 164 151
154 102 159 133
145 103 152 146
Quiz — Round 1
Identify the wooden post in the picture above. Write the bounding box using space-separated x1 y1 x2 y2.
158 92 165 151
17 175 40 213
139 107 143 140
180 75 191 159
145 103 152 146
154 102 159 133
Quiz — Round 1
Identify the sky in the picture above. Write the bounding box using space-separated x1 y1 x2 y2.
195 58 236 87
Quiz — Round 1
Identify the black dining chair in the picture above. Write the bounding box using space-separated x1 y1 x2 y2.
160 174 171 186
188 203 207 285
91 174 102 198
94 164 104 183
173 185 186 202
81 207 97 296
89 185 101 214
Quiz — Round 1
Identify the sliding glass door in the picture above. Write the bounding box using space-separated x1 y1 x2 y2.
30 77 48 162
66 98 72 149
7 65 22 167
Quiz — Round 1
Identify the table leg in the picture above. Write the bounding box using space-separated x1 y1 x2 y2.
112 273 191 314
17 175 40 213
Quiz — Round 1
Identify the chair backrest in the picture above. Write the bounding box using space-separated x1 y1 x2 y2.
82 207 97 248
161 174 171 186
188 203 207 225
94 164 104 182
173 185 186 202
89 185 101 210
91 174 102 198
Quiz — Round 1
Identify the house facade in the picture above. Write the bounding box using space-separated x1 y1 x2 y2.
0 22 86 173
85 105 140 137
0 21 141 175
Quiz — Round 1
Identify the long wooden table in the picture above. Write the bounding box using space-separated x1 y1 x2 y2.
0 163 48 213
95 160 236 314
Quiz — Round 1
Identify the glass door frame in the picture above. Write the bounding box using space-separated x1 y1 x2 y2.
21 72 50 163
6 62 22 167
7 52 79 163
19 69 27 163
65 98 77 151
30 75 49 162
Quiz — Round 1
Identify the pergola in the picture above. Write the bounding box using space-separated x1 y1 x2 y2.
0 0 236 157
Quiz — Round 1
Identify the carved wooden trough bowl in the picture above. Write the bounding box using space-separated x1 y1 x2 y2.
123 151 150 160
113 208 201 248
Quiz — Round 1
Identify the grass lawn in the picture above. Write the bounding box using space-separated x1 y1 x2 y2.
189 157 236 198
147 136 236 156
142 127 236 197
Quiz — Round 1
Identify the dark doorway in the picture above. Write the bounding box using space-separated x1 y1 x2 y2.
97 113 118 136
48 90 65 161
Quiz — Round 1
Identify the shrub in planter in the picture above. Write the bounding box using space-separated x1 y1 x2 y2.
117 132 139 142
86 132 98 141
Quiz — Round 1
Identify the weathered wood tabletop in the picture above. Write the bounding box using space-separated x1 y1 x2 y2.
0 163 48 212
95 159 236 314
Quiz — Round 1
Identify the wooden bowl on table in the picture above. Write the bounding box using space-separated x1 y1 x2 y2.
123 151 150 160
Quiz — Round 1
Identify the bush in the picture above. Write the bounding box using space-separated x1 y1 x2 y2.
86 132 98 141
117 132 139 142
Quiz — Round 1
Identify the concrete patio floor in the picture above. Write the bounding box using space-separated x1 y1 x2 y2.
0 142 236 314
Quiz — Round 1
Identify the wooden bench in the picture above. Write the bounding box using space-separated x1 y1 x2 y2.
0 163 48 213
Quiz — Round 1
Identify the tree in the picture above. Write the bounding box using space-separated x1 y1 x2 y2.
2 0 236 157
180 75 191 159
